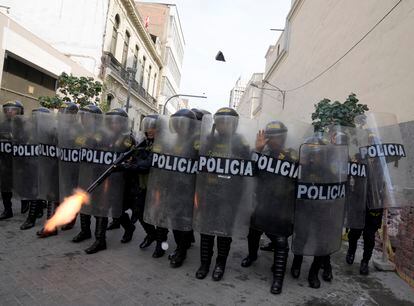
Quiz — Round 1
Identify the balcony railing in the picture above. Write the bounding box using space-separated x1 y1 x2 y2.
102 52 157 106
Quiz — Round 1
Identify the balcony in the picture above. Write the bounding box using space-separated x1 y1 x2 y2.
102 52 157 106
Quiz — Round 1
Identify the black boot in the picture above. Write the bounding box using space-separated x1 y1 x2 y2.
360 260 369 275
212 236 232 281
308 257 322 289
138 216 156 249
85 217 108 254
20 201 39 230
170 231 191 268
0 191 13 220
120 213 135 243
241 228 261 268
321 256 333 282
61 214 77 231
270 236 289 294
291 255 303 278
37 201 58 238
36 201 44 219
196 234 214 279
72 214 92 242
107 217 121 230
140 234 156 249
21 199 29 214
260 242 275 252
152 227 168 258
346 229 360 265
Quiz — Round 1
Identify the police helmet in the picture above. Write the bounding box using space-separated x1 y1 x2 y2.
191 108 211 121
106 108 128 118
32 107 51 114
3 100 24 115
80 104 103 114
141 114 158 133
213 107 239 135
264 120 288 137
59 102 79 114
105 108 128 132
170 109 196 134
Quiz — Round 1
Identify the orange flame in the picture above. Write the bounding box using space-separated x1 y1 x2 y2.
44 189 90 232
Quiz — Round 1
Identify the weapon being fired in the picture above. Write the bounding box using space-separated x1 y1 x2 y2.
44 147 136 232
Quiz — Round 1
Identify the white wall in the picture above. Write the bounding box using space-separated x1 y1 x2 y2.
4 0 109 76
259 0 414 123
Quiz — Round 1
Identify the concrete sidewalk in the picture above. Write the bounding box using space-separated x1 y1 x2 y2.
0 213 413 306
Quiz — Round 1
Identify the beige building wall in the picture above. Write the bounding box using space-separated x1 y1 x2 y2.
253 0 414 124
0 12 92 112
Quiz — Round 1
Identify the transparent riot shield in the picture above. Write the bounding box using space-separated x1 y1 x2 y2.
37 112 59 202
144 115 200 231
0 113 13 193
355 112 412 208
292 135 348 256
332 125 369 229
250 115 312 236
79 113 132 218
57 113 83 201
193 114 256 238
12 114 39 199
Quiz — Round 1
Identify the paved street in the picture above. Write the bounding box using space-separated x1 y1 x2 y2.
0 210 413 306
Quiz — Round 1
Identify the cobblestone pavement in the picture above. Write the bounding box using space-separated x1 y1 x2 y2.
0 211 413 306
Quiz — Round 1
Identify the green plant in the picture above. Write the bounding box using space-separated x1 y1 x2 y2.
311 93 369 132
38 72 103 109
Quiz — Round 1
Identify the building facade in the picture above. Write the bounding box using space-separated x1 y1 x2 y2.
135 2 185 114
228 77 246 109
4 0 163 128
0 11 92 113
237 0 414 286
238 0 414 124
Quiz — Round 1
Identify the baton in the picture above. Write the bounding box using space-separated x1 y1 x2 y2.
86 146 136 193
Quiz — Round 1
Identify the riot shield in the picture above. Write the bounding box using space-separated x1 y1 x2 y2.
355 113 411 208
12 114 39 199
332 126 369 229
193 114 256 237
250 115 312 236
79 113 132 218
57 113 83 202
0 113 13 193
37 112 59 202
144 115 200 231
292 135 348 256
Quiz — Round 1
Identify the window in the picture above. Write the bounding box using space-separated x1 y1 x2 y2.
4 56 57 91
147 65 152 92
106 94 114 109
122 31 130 68
152 73 157 96
139 56 146 85
110 14 120 55
133 45 139 69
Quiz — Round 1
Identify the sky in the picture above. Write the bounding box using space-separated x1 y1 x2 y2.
142 0 292 113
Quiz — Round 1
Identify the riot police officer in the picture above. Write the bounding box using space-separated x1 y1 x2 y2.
15 107 46 230
346 132 384 275
116 114 158 247
194 107 251 281
144 109 200 264
241 121 298 294
36 107 60 238
0 101 24 220
73 107 132 254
